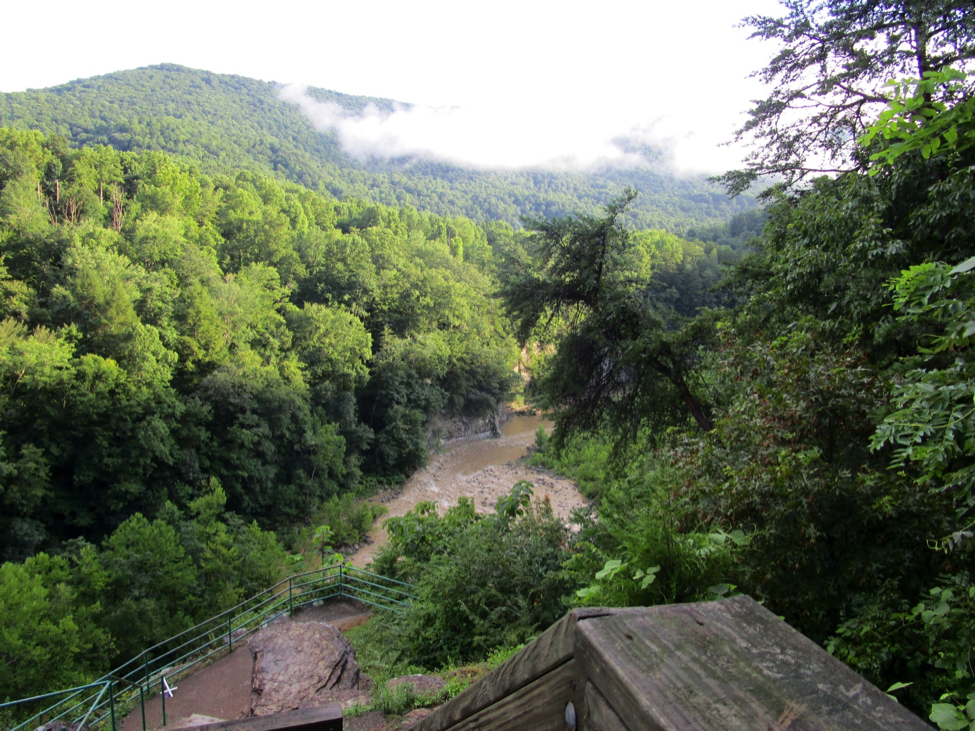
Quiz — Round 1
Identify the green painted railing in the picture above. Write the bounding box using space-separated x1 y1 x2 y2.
0 564 413 731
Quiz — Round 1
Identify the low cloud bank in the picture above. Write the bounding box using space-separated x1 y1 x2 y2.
279 84 737 174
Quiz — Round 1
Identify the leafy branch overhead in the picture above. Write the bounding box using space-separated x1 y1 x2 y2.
717 0 975 195
861 69 975 170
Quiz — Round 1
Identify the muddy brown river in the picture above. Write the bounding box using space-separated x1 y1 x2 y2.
347 415 588 567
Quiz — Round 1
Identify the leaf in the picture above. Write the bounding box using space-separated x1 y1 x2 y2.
930 703 968 730
887 681 913 692
595 559 625 580
950 257 975 275
639 566 661 589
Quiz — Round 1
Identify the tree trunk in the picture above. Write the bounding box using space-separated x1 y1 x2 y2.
679 385 713 432
647 354 713 432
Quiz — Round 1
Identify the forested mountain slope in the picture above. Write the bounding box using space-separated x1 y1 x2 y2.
0 127 754 706
0 128 522 561
0 64 754 229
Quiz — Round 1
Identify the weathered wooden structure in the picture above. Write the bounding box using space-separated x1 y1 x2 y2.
417 595 927 730
180 703 342 731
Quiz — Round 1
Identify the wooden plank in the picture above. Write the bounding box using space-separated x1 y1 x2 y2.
178 703 342 731
446 659 585 731
582 680 628 731
418 608 638 731
573 595 927 731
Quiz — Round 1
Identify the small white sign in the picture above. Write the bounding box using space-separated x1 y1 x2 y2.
163 678 177 698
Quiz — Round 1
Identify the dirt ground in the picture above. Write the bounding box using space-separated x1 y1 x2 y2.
120 598 372 731
348 415 588 567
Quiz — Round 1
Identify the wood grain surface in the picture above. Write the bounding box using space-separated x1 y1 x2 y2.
574 595 926 730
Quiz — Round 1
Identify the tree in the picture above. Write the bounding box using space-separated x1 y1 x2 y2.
500 190 714 443
0 554 109 702
720 0 975 195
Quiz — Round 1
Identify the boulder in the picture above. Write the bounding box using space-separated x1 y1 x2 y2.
248 620 359 716
33 722 81 731
400 707 435 729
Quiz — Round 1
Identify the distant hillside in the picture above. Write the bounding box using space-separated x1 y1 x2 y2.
0 64 754 228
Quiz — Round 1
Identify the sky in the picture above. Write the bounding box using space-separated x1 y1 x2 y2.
0 0 785 174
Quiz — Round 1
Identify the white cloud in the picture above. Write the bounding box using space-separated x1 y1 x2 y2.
279 83 746 174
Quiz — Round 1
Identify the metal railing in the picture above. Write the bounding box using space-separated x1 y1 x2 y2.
0 564 413 731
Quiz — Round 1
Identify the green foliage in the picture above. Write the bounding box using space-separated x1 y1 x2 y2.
0 553 110 702
529 427 613 500
871 258 975 546
669 326 952 640
369 485 574 669
367 676 465 717
500 190 718 448
313 495 387 549
94 513 198 661
0 477 286 702
735 141 975 362
0 130 519 559
829 574 975 728
862 69 975 171
346 617 522 718
719 0 975 194
550 450 744 609
0 65 756 232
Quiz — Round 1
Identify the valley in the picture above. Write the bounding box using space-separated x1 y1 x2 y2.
348 415 586 567
2 1 975 726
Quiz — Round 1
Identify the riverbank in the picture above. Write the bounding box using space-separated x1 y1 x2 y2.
347 415 587 567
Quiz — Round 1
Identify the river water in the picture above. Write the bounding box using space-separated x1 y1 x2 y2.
347 414 587 567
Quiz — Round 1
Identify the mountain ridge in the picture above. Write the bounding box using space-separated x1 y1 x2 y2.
0 64 754 228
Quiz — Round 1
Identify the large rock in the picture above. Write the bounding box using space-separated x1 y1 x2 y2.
248 619 360 716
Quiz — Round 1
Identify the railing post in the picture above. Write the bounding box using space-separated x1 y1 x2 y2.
339 563 344 597
288 577 293 616
160 676 167 728
140 683 146 731
228 612 233 651
109 679 116 731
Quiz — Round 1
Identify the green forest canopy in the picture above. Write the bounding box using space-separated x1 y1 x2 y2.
0 122 758 712
0 64 756 231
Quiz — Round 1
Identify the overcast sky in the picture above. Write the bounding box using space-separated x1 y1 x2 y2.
0 0 785 173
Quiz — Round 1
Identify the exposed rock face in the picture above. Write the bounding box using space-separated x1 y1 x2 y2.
248 619 360 716
428 408 510 443
401 707 434 729
33 722 81 731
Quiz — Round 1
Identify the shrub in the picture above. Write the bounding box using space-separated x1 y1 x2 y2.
670 327 953 640
368 484 576 668
304 493 387 552
566 460 743 608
